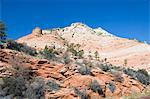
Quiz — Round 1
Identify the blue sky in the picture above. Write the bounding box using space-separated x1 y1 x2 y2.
1 0 150 42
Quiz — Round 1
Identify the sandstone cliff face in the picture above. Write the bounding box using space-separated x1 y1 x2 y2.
17 22 150 72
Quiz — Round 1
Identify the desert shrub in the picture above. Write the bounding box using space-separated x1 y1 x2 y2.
20 44 37 56
25 77 45 99
67 43 77 55
114 72 124 83
136 72 149 85
11 64 34 80
45 80 60 92
89 80 104 96
74 88 89 99
77 50 84 58
67 43 84 58
63 52 71 64
108 82 116 93
111 66 122 70
94 51 99 60
99 64 111 72
63 55 71 64
2 76 26 97
0 62 45 98
110 66 123 74
137 69 149 77
40 45 57 60
1 76 45 99
123 68 137 78
6 39 21 51
124 68 150 85
6 39 37 56
78 65 91 75
82 59 93 68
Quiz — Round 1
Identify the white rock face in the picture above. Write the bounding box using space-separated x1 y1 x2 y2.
94 27 114 36
42 30 51 34
62 22 95 35
42 22 115 37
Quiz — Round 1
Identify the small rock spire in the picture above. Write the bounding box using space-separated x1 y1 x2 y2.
32 27 42 36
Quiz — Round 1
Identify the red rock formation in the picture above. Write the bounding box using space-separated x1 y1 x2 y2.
0 49 146 98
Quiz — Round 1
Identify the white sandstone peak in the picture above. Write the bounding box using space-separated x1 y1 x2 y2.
94 27 114 36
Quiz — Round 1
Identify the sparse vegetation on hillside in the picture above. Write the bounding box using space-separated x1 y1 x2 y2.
122 86 150 99
124 68 150 85
2 76 26 97
0 64 41 98
0 63 61 99
96 59 150 85
6 39 37 56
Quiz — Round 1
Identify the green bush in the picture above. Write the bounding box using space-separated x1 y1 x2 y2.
67 43 84 58
77 50 84 58
40 45 57 60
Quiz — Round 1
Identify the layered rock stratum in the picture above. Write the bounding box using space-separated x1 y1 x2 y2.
17 22 150 71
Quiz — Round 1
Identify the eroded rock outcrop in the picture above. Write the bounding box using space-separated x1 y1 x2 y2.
32 27 42 36
0 49 146 99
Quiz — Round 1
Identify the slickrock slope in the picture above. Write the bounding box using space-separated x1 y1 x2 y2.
0 49 146 98
17 22 150 71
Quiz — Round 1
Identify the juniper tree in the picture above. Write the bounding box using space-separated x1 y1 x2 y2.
94 51 99 60
0 21 7 43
